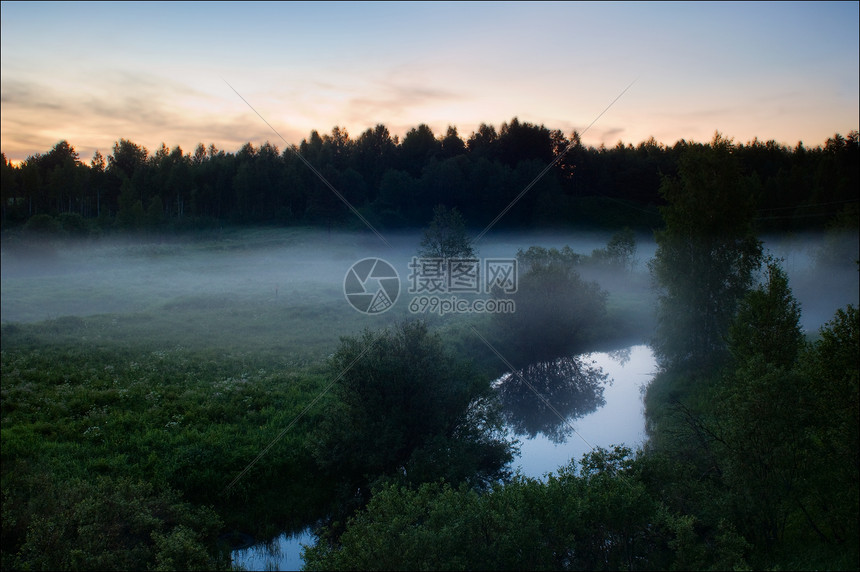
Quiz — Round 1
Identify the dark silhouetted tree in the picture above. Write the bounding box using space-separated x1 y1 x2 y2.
418 205 475 259
650 134 763 370
440 125 466 158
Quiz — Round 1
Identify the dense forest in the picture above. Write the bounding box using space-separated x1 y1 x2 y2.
2 120 858 234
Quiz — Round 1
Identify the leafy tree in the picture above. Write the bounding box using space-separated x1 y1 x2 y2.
710 268 856 562
38 140 80 173
496 246 607 363
89 150 106 218
7 127 858 233
309 321 513 511
649 134 763 370
105 139 148 218
116 178 145 230
374 168 418 226
108 139 148 181
146 195 165 228
399 124 440 176
440 125 466 158
419 156 468 212
497 117 554 167
418 204 475 259
322 126 351 170
164 145 192 220
590 227 637 270
56 212 89 237
1 153 22 224
727 257 803 367
645 257 857 568
305 164 347 228
353 124 396 193
793 305 859 553
38 141 83 214
5 476 226 571
716 361 808 551
22 213 62 236
466 123 499 159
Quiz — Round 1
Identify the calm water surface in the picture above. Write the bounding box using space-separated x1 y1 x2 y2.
231 344 656 571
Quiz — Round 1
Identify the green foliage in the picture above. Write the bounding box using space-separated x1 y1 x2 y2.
117 177 146 230
303 446 680 571
711 304 859 562
152 525 218 571
418 204 475 259
667 515 750 572
0 305 351 569
310 321 514 510
56 212 90 237
793 305 859 551
517 244 583 269
650 135 763 370
717 360 807 549
23 213 63 235
590 227 637 270
146 195 165 228
711 274 856 557
495 246 608 363
727 257 804 367
645 254 859 570
2 475 226 571
303 482 488 571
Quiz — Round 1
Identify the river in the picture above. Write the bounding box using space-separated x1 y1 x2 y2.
231 344 657 570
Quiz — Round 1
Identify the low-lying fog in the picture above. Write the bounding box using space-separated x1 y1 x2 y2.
1 227 857 334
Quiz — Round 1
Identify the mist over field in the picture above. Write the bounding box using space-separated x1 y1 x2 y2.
1 228 607 325
2 227 856 334
2 228 380 324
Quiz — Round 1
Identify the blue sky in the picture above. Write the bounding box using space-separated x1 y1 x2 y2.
1 1 857 164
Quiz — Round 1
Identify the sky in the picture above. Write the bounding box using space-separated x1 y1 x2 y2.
1 1 858 165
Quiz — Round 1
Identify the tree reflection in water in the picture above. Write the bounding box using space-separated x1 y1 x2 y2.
496 356 610 444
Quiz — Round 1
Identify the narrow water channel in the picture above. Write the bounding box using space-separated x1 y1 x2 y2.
231 344 656 570
231 529 312 572
510 345 655 479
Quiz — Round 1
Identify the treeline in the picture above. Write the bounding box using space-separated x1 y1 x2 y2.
1 122 857 234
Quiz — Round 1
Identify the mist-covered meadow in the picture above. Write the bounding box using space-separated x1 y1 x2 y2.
2 225 855 334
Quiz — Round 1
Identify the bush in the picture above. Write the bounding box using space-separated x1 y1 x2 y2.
56 212 91 237
494 246 608 363
23 213 63 236
309 321 514 511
